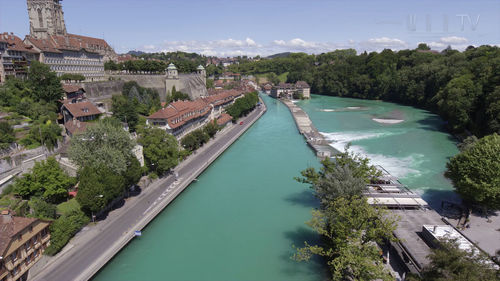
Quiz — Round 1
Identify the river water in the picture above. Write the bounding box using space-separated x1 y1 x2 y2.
94 94 458 281
93 94 325 281
296 95 459 208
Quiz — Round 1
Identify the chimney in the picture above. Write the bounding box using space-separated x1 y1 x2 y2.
73 119 76 126
1 210 12 223
433 225 437 233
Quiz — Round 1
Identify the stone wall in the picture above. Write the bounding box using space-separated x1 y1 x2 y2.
82 74 167 101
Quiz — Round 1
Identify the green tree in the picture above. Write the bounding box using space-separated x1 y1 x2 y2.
203 120 219 139
28 197 57 219
76 164 126 215
294 196 397 281
60 73 85 82
0 121 15 150
445 133 500 210
139 128 179 175
14 157 76 204
45 208 89 256
27 61 63 103
68 120 136 174
410 239 500 281
112 95 139 132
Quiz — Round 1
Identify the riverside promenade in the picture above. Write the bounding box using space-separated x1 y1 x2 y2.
30 101 266 281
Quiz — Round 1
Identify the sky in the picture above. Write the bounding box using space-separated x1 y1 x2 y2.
1 0 499 56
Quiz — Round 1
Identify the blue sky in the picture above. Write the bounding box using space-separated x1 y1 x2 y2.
1 0 499 56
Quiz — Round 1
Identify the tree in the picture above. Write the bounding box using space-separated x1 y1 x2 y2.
0 121 15 150
27 61 63 103
68 120 136 174
297 147 381 204
28 197 57 219
45 208 89 256
60 73 85 82
411 239 500 281
13 157 76 204
112 95 139 132
203 120 219 138
445 133 500 210
139 128 179 175
294 196 397 281
27 120 62 151
76 164 126 215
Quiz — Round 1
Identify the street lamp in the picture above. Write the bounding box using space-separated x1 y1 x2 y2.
92 194 104 223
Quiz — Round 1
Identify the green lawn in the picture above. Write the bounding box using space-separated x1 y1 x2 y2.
255 72 289 84
57 198 81 216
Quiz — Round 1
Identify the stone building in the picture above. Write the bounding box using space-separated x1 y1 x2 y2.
164 63 208 100
0 33 38 83
0 210 51 281
271 81 311 99
23 0 116 81
27 0 66 40
147 89 243 139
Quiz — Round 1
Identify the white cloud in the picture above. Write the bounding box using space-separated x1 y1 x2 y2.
133 36 479 57
359 37 407 51
427 36 470 51
440 36 468 44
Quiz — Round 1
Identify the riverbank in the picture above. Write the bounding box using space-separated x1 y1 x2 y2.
29 101 267 281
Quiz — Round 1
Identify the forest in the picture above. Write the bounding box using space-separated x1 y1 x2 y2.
229 45 500 137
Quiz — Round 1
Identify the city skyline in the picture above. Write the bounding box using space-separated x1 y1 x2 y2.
1 0 499 56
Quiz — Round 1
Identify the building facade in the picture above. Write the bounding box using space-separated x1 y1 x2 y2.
271 81 311 99
0 33 38 83
27 0 67 40
0 211 51 281
148 89 245 139
23 0 116 82
25 34 106 81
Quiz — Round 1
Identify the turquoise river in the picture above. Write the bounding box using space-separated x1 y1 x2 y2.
94 94 459 281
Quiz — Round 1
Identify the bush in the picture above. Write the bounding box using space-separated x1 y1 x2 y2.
44 209 89 256
29 197 57 219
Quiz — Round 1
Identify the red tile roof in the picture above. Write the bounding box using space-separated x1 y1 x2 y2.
64 120 90 135
62 84 83 93
63 101 101 118
25 33 112 54
0 32 38 53
217 113 233 126
0 214 38 256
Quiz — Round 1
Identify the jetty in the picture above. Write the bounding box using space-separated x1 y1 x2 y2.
279 97 496 276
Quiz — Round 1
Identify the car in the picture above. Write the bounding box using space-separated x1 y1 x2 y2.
239 121 244 125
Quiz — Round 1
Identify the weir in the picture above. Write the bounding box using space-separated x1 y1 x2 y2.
279 97 493 276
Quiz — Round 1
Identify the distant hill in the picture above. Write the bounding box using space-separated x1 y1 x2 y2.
266 52 292 59
127 50 146 56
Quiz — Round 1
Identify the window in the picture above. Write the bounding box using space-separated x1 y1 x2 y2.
11 251 18 262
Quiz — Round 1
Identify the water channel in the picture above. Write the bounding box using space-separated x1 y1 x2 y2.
94 93 459 280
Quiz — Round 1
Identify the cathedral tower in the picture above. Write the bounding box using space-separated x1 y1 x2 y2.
27 0 67 39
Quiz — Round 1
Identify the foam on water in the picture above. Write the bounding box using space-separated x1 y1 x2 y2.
320 131 423 179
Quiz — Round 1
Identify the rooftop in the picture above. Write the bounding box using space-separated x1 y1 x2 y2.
0 213 37 256
63 101 101 118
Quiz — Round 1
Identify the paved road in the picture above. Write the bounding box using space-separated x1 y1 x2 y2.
33 105 266 281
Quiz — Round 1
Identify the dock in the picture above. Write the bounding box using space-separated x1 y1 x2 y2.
279 97 496 275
